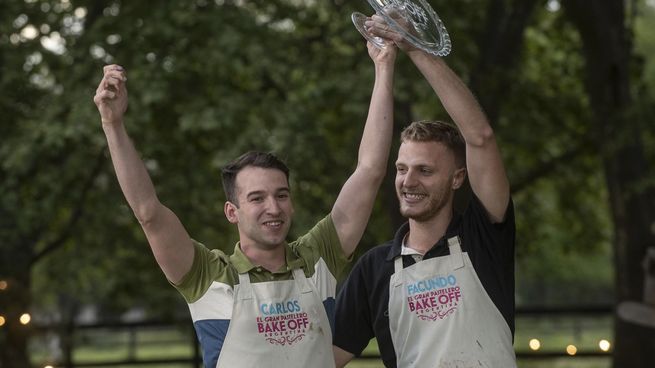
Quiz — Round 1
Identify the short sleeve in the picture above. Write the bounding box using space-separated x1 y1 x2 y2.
292 214 351 279
171 240 233 303
465 195 515 262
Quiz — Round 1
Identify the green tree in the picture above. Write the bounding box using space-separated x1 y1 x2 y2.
2 1 654 367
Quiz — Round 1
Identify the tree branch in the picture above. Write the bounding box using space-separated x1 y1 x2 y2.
31 150 106 266
511 138 594 194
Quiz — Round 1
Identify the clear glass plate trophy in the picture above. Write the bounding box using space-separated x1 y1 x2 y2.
351 0 452 56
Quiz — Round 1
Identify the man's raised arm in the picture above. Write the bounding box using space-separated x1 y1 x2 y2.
410 52 509 222
94 65 194 283
331 42 397 257
367 15 510 222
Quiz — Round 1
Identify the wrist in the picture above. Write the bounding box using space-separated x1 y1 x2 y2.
101 118 124 130
375 62 396 73
407 49 431 60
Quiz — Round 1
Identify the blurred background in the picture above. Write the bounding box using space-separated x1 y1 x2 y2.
1 0 655 367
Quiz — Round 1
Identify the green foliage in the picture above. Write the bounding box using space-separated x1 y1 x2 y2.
5 0 655 328
636 1 655 88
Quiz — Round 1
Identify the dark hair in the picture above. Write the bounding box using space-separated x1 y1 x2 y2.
400 120 466 168
221 151 290 205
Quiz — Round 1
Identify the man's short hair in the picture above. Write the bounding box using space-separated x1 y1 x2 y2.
400 120 466 168
221 151 290 206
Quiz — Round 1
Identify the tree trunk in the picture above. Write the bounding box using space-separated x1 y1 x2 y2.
563 1 655 366
470 0 540 126
0 273 32 368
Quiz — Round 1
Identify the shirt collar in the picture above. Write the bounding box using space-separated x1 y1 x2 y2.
400 233 424 256
229 241 304 274
386 211 463 261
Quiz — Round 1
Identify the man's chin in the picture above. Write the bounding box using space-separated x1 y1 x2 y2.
263 234 289 247
400 208 424 220
401 207 438 222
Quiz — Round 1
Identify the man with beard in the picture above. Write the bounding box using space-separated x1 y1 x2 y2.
332 14 516 368
93 38 397 368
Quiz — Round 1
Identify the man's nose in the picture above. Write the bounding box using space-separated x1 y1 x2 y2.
403 170 419 187
265 197 282 214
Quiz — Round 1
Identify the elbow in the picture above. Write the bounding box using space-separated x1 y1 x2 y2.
467 125 496 148
133 200 164 227
356 162 387 185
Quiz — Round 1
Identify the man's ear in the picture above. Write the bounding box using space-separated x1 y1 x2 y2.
224 201 239 224
452 168 467 190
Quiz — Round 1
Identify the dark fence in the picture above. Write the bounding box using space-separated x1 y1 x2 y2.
31 305 614 367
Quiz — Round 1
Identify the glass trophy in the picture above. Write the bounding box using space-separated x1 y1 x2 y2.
351 12 387 49
351 0 452 56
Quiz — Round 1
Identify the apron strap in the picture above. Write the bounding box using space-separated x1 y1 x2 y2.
447 236 465 270
392 257 404 287
237 273 253 300
292 268 313 294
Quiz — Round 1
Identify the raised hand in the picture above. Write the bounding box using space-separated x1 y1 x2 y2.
94 64 128 125
367 37 397 66
365 13 419 53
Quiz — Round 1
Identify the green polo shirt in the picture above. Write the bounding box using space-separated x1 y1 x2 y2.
174 214 350 304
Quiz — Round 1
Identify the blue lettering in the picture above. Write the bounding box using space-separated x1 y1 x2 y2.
260 299 301 315
407 274 458 295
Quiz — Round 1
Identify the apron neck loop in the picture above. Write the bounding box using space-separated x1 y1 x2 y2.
447 236 465 270
292 268 312 294
392 257 404 287
237 273 253 300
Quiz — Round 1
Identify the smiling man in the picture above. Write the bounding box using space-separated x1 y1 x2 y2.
332 14 517 368
93 38 397 368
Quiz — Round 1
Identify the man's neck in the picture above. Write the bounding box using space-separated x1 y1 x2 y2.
240 242 286 272
406 209 453 255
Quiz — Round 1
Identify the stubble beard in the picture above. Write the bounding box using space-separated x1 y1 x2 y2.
399 188 453 223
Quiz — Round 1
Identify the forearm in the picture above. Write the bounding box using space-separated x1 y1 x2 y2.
331 60 395 256
410 52 510 219
357 63 395 178
333 345 355 368
408 52 493 146
103 120 160 222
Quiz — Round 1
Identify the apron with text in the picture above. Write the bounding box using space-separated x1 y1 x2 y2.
216 268 335 368
388 237 516 368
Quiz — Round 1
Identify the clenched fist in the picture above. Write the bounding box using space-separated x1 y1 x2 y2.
94 64 128 125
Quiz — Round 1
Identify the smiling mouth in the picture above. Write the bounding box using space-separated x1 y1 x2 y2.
402 192 427 201
262 220 283 228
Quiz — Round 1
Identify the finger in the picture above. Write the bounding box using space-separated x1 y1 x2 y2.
105 69 127 82
366 20 392 33
104 75 125 90
103 65 127 83
103 64 125 74
371 14 385 23
95 89 116 102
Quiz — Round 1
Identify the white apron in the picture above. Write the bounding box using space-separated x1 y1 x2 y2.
216 268 335 368
388 236 516 368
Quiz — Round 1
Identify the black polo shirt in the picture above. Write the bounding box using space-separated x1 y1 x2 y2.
333 195 515 368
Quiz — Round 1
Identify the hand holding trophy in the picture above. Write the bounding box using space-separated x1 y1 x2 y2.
351 0 451 56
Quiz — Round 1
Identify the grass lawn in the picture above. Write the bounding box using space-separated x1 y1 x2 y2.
30 315 612 368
